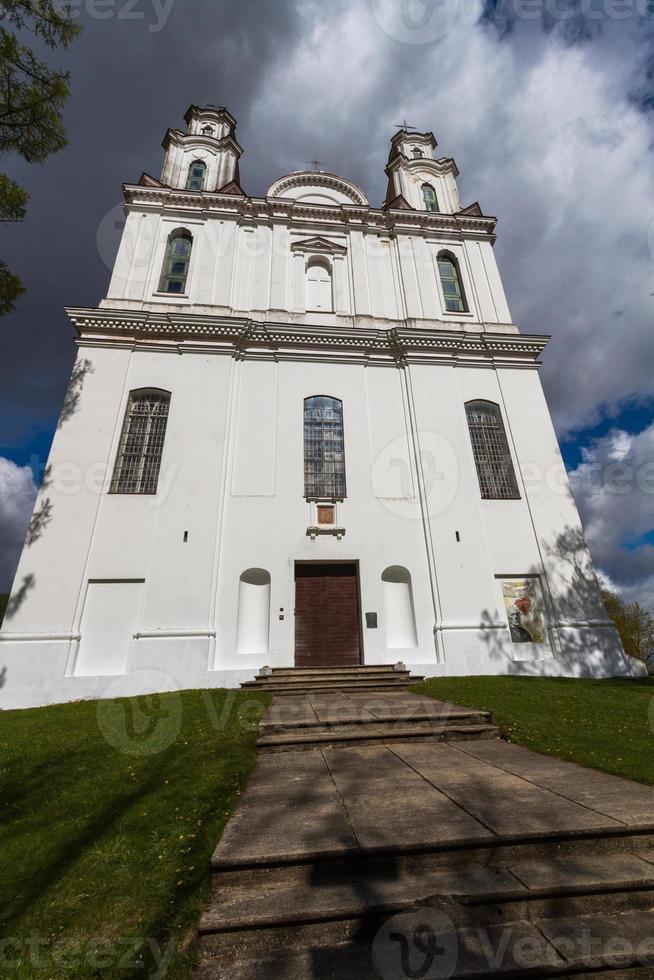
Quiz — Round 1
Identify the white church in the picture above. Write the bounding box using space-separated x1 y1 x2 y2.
0 105 640 709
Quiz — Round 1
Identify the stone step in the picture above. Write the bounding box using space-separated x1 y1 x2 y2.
241 678 424 694
211 824 654 873
198 907 654 978
269 665 404 676
243 671 414 685
201 849 654 935
259 708 491 735
256 722 501 752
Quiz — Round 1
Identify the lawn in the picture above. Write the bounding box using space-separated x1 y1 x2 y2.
413 676 654 787
0 688 271 978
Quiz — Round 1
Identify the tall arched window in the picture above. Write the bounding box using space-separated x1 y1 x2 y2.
306 259 333 312
438 253 467 313
159 229 193 294
186 160 207 190
110 389 171 495
304 396 346 499
412 148 424 159
465 400 520 500
422 183 439 212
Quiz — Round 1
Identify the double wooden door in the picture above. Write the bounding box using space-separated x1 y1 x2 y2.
294 563 362 667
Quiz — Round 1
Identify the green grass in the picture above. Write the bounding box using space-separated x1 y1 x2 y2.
0 688 271 978
413 676 654 786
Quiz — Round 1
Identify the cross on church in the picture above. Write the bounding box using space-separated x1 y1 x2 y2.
394 120 417 132
308 159 325 171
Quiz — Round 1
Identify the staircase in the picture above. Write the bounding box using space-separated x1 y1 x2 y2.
198 825 654 978
241 664 425 694
195 680 654 978
242 665 500 752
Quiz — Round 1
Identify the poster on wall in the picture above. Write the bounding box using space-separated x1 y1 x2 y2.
502 579 547 644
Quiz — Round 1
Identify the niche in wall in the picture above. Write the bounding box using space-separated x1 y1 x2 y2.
381 566 418 649
235 568 271 655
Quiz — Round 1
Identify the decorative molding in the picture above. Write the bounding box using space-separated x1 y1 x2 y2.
67 307 549 370
290 236 347 255
307 526 346 541
436 622 507 631
0 632 81 642
133 629 216 639
267 170 369 206
122 183 498 238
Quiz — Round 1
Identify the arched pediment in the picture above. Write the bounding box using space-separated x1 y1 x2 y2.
267 171 369 207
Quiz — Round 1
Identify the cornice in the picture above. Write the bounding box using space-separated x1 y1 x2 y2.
385 155 460 180
66 307 548 367
122 184 498 238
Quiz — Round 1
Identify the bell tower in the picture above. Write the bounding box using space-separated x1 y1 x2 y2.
159 105 244 194
385 127 461 214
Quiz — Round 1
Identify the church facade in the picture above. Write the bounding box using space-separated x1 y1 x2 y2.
0 105 639 709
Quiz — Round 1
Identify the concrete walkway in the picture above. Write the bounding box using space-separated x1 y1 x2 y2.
197 686 654 979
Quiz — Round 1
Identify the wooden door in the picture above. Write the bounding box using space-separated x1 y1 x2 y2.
295 564 361 667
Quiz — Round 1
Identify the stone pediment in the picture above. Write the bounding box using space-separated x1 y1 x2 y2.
138 172 164 187
384 194 413 211
457 202 484 217
216 179 246 196
290 236 347 255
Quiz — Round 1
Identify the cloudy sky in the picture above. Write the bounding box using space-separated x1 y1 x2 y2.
1 0 653 602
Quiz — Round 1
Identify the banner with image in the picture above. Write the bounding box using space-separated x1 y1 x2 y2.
502 578 546 644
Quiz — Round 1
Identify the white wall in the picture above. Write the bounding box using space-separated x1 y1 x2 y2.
105 208 512 329
0 346 637 710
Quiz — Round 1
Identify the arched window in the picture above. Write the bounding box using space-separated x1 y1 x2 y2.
422 183 439 212
306 259 333 312
186 160 207 190
465 400 520 500
412 148 424 159
110 389 171 495
438 252 467 313
159 229 193 294
201 126 214 137
304 396 346 499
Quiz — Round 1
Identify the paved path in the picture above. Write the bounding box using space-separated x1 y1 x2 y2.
198 688 654 978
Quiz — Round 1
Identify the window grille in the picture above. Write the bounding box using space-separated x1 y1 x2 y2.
438 254 467 313
159 230 193 294
186 160 207 190
304 396 346 499
465 401 520 500
110 390 170 494
422 183 439 212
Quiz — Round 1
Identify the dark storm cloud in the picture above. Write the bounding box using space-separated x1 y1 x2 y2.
0 0 303 449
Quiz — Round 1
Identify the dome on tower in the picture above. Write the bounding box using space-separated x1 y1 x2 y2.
267 170 369 207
